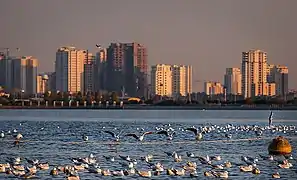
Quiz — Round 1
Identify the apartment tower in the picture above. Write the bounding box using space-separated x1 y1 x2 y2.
224 68 242 95
241 50 276 98
267 65 289 97
204 82 224 95
83 52 96 93
106 43 148 97
94 48 107 91
151 64 172 96
4 56 38 94
55 46 86 93
172 65 192 97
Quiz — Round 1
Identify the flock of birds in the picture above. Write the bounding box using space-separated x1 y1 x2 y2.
0 111 296 179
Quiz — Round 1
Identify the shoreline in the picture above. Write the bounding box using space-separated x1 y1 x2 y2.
1 105 297 110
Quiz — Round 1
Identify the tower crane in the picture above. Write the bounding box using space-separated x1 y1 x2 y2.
0 47 20 58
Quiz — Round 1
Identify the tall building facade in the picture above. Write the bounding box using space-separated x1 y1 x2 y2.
267 65 288 97
241 50 275 98
83 52 96 93
151 64 172 96
55 46 86 93
151 64 192 97
94 48 107 91
3 56 38 94
204 82 224 95
224 68 242 95
106 43 148 97
0 53 7 88
37 74 49 94
172 65 192 96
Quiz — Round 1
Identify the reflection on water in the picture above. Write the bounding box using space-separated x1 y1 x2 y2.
0 110 296 179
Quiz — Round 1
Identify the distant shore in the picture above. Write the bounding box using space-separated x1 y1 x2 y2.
1 105 297 110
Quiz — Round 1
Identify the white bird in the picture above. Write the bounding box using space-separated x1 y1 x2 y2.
15 133 23 140
0 131 4 138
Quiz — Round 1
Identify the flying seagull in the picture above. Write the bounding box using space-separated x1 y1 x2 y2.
103 130 122 142
156 130 175 140
125 131 153 141
186 127 203 140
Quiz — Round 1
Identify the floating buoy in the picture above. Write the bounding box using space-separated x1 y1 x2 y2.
268 136 292 155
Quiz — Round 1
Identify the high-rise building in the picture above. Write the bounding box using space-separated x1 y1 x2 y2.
83 52 95 93
151 64 172 96
224 68 242 95
172 65 192 97
37 74 49 94
3 56 38 94
151 64 192 97
0 53 6 88
55 46 86 93
241 50 275 98
204 82 224 95
267 65 288 97
94 48 107 91
106 43 148 97
47 72 56 92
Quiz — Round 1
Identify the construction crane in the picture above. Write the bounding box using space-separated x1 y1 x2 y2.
0 47 20 58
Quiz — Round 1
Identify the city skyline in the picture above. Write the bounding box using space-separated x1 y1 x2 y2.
1 0 297 90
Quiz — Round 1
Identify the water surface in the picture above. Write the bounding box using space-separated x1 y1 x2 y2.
0 109 296 179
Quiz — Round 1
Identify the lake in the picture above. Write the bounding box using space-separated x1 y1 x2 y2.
0 109 296 179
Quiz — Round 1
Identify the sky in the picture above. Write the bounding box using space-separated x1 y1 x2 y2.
1 0 297 91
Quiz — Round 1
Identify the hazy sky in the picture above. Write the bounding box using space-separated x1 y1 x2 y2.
1 0 296 91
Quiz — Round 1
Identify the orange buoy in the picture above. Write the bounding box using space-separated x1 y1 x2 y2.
268 136 292 155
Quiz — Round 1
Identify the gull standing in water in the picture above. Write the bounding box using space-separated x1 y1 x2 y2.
269 111 273 127
82 134 88 141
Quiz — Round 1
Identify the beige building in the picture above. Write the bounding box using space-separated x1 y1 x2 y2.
151 64 172 96
151 64 192 97
224 68 242 95
267 65 288 96
204 82 224 95
242 49 275 98
265 82 276 96
55 46 86 93
172 65 192 97
37 74 49 94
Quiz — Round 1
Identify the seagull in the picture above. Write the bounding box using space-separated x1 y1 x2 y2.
125 131 153 141
103 155 115 162
186 127 203 140
269 111 273 127
103 130 122 142
82 134 88 141
156 130 175 140
225 133 232 140
14 133 23 140
96 44 101 48
0 131 4 138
